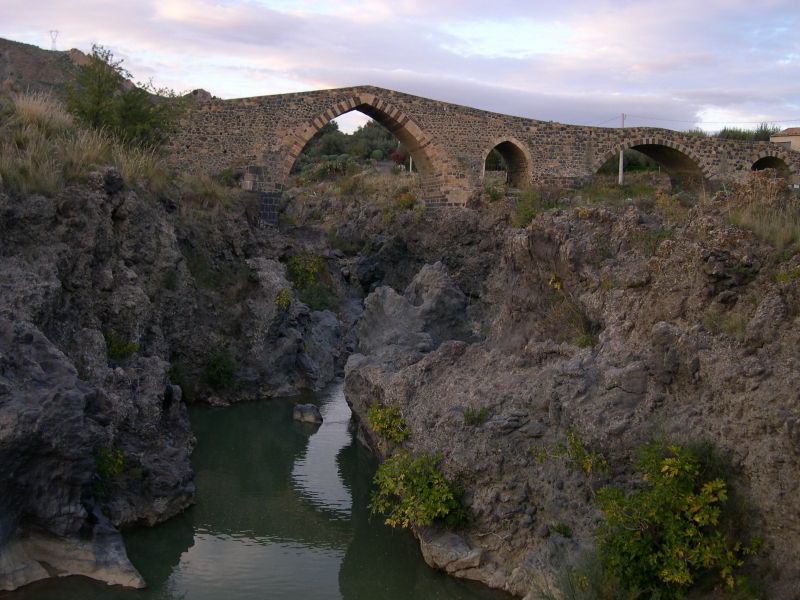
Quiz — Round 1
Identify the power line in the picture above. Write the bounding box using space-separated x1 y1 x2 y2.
593 115 621 126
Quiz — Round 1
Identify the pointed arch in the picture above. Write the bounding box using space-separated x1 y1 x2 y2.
275 93 444 199
481 137 532 187
592 137 709 187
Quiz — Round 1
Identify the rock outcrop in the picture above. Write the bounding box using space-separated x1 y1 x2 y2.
344 197 800 599
0 171 350 590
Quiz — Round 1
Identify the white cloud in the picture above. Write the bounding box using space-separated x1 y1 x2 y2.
2 0 798 130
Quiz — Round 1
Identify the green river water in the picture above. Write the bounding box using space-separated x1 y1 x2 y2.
5 381 513 600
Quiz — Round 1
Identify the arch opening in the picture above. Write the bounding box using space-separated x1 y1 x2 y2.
279 98 440 202
752 156 790 179
595 142 706 189
482 140 530 188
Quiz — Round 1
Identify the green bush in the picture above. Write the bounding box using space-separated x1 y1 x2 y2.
532 429 608 474
103 329 139 361
776 265 800 282
595 442 761 598
512 187 541 227
203 346 236 391
65 44 185 148
367 403 409 447
274 287 292 310
463 407 490 426
286 254 334 310
95 446 125 479
369 451 468 529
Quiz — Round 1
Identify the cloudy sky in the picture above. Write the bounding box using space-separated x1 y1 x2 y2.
3 0 799 132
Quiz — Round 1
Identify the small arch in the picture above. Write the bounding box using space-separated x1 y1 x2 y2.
752 155 791 179
593 137 709 188
482 138 532 187
276 94 442 200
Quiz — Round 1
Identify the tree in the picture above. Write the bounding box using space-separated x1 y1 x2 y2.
65 44 184 148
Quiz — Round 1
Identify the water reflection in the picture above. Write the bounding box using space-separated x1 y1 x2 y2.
0 380 511 600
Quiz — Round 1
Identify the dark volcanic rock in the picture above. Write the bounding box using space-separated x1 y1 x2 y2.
0 316 143 590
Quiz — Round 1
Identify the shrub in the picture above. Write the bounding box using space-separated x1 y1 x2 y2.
274 287 292 310
463 407 490 426
367 403 409 448
286 254 334 310
512 186 541 227
103 329 139 361
66 44 185 148
484 184 504 201
543 276 601 348
202 346 236 391
776 265 800 282
369 451 468 529
551 523 572 537
95 446 125 479
704 310 747 339
532 429 608 474
630 226 673 256
395 190 416 210
595 442 761 598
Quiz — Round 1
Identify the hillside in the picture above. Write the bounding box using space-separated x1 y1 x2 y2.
0 37 87 94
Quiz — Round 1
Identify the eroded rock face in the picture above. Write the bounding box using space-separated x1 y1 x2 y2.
0 316 144 590
345 201 800 599
0 171 351 590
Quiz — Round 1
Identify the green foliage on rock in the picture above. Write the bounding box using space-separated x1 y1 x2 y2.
532 429 608 474
65 44 185 148
595 442 761 598
274 287 292 310
367 403 409 448
286 254 334 310
463 407 490 426
95 446 125 480
369 451 468 529
203 346 236 391
103 329 139 361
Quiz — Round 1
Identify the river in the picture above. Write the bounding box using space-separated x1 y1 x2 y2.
5 380 512 600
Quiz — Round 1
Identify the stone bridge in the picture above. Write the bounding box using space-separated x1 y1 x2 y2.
169 85 800 209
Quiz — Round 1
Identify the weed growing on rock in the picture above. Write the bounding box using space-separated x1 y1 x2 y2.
274 287 292 310
369 451 468 529
776 265 800 282
484 183 504 201
724 170 800 251
630 226 673 256
95 446 125 479
532 430 608 474
551 523 573 538
595 442 761 599
202 346 236 391
544 276 601 348
463 407 490 426
366 403 409 448
103 329 139 361
703 310 747 339
512 187 542 227
286 254 334 310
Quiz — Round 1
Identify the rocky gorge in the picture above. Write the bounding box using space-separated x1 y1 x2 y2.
1 158 799 600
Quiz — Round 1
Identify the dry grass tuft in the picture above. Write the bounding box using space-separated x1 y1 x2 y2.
724 170 800 250
11 91 73 135
0 90 177 198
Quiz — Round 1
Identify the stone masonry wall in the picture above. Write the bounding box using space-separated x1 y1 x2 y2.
168 85 800 206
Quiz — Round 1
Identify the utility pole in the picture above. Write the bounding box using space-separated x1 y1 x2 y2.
49 30 59 51
618 112 625 185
